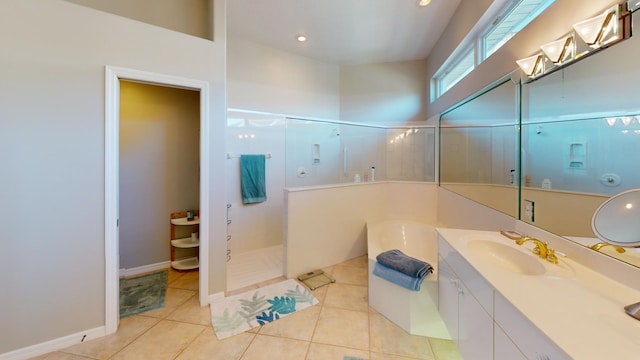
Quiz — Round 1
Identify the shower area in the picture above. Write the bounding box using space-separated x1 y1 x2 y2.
225 109 436 291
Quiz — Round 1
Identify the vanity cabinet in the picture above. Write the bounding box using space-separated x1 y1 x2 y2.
438 239 494 360
494 325 526 360
438 234 570 360
494 292 570 360
438 257 460 341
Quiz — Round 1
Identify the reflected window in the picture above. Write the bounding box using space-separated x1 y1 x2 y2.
437 48 475 96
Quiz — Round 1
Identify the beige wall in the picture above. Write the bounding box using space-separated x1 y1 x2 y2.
65 0 213 40
0 0 226 354
441 184 517 218
227 37 341 119
227 39 429 125
521 188 608 238
340 60 428 125
119 81 200 269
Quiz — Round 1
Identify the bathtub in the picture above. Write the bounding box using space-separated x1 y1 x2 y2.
367 220 450 339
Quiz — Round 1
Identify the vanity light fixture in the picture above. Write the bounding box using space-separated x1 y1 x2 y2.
516 1 631 80
296 35 307 42
540 33 576 64
418 0 431 6
516 54 545 78
573 5 620 48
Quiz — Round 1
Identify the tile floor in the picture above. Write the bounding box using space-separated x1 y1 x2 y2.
34 256 462 360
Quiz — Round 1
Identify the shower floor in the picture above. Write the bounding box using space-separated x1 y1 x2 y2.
226 244 283 291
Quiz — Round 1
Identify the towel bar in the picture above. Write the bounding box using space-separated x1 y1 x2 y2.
226 153 272 159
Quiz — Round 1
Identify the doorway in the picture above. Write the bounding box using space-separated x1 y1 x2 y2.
119 81 200 278
105 66 211 334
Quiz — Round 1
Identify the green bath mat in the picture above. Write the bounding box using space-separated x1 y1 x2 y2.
119 270 168 318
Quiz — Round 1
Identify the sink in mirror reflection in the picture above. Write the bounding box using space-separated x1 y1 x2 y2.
462 235 575 279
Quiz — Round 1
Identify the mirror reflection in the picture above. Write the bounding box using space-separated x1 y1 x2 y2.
521 13 640 266
592 188 640 247
440 77 519 218
440 12 640 268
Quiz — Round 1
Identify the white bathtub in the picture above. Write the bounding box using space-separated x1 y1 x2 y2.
367 220 450 339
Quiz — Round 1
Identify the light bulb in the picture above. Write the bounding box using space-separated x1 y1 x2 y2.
516 54 545 77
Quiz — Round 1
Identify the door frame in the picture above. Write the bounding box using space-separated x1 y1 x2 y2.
105 65 210 334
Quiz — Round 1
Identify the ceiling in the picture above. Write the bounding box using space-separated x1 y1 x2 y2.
227 0 463 65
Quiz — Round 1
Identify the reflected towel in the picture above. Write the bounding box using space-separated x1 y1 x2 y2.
240 154 266 204
376 249 433 278
373 262 424 291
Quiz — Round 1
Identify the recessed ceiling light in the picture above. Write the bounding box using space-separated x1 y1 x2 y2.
418 0 431 6
296 35 307 42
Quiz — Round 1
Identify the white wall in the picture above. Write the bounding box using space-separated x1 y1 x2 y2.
227 37 341 119
340 60 428 125
0 0 226 355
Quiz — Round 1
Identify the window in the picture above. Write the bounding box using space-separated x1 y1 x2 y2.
481 0 556 60
438 48 475 95
431 0 555 101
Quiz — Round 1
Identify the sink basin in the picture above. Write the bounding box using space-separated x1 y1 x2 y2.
467 239 546 275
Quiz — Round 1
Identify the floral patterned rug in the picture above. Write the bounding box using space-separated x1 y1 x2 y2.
210 279 319 340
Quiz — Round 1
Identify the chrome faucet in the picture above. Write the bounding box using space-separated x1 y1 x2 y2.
515 237 558 264
589 242 626 253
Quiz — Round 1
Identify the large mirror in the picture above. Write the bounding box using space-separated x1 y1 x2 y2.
521 20 640 266
440 77 519 218
441 8 640 268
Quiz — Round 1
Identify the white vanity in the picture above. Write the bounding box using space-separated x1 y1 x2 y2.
437 228 640 360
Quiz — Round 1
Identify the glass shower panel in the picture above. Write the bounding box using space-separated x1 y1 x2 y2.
284 118 436 187
386 127 436 181
339 124 387 183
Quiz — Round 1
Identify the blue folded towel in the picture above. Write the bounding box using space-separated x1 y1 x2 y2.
376 249 433 278
373 262 424 291
240 154 267 204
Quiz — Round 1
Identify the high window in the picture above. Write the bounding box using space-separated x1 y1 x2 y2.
431 0 555 101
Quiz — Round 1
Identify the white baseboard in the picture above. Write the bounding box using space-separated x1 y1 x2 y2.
208 291 225 303
119 261 171 277
0 326 105 360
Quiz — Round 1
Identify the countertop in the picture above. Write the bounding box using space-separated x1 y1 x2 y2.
437 228 640 359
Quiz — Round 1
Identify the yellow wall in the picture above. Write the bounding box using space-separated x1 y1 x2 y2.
119 81 200 269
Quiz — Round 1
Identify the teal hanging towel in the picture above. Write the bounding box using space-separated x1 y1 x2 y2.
240 154 267 204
